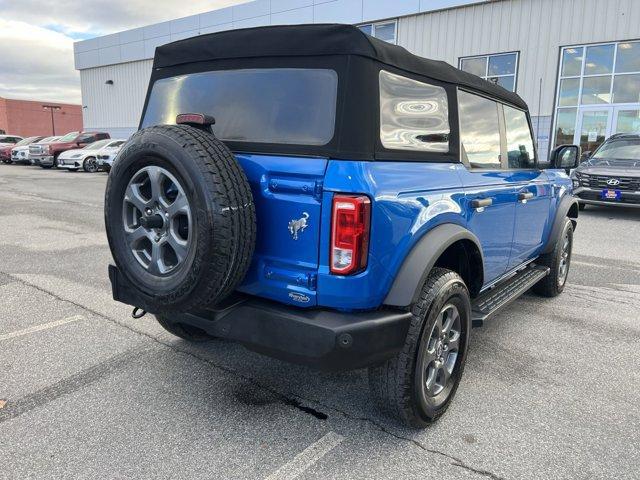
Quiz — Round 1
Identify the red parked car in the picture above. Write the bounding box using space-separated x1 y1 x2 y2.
0 135 25 161
29 131 110 168
0 136 44 163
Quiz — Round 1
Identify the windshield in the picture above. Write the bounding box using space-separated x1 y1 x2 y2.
84 139 111 150
57 132 80 142
142 68 338 146
15 137 39 147
590 139 640 165
37 136 57 143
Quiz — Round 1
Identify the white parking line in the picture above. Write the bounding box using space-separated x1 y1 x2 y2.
0 315 85 341
264 431 344 480
573 260 639 271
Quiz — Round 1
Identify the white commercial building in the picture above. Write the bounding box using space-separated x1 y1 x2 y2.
75 0 640 160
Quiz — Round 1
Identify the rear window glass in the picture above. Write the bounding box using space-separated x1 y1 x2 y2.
142 68 338 146
458 91 502 169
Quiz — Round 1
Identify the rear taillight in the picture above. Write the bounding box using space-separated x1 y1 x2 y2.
330 195 371 275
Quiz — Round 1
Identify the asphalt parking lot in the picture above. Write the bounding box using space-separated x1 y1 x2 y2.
1 165 639 480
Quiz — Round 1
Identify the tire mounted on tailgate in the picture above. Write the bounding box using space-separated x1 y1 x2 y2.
104 125 256 313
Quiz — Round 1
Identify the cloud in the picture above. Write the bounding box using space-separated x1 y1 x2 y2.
0 20 80 104
3 0 246 36
0 1 247 104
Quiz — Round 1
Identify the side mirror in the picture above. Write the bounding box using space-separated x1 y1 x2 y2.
549 144 580 173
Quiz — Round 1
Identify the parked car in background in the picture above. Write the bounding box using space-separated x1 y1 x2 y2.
1 136 43 163
25 136 60 165
0 135 23 150
58 139 126 172
572 133 640 209
96 140 126 172
29 131 110 169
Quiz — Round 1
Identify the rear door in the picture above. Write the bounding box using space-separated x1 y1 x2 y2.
457 90 517 284
235 154 327 307
503 105 552 269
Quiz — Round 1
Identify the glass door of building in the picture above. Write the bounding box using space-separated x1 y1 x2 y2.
612 107 640 134
575 108 612 155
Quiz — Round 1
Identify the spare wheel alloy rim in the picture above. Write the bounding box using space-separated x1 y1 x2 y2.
122 165 192 276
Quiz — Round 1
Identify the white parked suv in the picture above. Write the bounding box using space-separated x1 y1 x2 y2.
57 139 126 172
96 140 126 171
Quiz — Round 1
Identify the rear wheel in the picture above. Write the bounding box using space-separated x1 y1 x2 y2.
155 314 213 341
369 268 471 428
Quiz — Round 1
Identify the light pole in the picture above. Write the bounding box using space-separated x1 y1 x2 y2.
42 105 61 135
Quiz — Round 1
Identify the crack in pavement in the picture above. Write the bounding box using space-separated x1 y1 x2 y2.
1 270 505 480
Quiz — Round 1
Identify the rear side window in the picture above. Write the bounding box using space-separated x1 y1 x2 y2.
77 134 96 143
503 105 536 168
142 68 338 146
379 70 449 152
458 91 501 169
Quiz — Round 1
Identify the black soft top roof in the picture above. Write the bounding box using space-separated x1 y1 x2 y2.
154 23 527 110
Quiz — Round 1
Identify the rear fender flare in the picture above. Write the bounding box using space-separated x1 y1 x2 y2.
383 223 483 307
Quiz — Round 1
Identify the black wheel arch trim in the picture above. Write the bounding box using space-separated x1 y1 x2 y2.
383 223 484 308
542 194 579 255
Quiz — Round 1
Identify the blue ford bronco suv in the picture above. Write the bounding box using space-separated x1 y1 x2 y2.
105 24 581 427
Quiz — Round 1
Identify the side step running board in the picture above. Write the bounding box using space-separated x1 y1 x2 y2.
471 264 549 327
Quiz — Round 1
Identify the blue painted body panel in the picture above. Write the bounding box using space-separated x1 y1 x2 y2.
235 154 327 307
234 152 572 312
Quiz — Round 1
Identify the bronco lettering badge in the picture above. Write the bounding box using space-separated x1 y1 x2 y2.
288 212 309 240
288 292 310 303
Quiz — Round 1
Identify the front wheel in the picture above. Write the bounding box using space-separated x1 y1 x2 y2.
83 157 98 173
533 217 573 297
369 268 471 428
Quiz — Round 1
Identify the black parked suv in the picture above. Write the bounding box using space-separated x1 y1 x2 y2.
572 133 640 209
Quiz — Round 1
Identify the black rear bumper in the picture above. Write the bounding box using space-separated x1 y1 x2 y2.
109 265 411 371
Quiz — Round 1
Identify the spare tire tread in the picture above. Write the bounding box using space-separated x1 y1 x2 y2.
105 124 255 312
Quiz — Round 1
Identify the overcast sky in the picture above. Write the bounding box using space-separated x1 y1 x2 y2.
0 0 246 104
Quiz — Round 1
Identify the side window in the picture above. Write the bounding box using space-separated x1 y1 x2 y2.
458 90 502 169
77 134 95 143
503 105 536 168
379 70 450 153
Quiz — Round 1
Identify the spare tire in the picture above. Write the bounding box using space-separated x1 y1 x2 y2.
104 124 256 313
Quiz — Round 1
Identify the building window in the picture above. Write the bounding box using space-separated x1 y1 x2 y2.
459 52 519 92
553 40 640 150
359 20 397 44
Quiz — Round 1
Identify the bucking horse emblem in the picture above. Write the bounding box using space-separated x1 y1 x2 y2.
288 212 309 240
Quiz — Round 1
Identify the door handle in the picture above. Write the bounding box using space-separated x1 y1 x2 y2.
518 192 534 202
471 198 493 209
